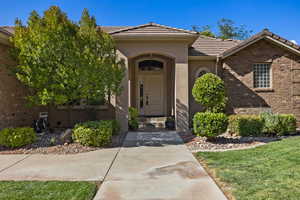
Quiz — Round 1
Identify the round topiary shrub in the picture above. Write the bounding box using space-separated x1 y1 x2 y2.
193 112 228 138
72 121 113 147
192 73 227 113
0 127 36 148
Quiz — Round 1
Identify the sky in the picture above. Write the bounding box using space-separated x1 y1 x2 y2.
1 0 299 43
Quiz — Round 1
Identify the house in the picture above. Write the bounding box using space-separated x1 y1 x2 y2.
0 22 300 133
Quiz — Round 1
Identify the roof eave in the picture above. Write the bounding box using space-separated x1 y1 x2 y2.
220 29 300 59
112 34 199 44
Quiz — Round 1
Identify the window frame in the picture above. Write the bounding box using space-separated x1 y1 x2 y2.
195 67 210 79
253 63 272 89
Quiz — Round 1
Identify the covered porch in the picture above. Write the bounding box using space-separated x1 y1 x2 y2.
108 22 198 133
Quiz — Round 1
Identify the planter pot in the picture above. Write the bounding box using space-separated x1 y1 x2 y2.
165 120 175 130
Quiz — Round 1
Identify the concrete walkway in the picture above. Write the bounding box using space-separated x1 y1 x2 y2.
0 148 119 181
94 131 227 200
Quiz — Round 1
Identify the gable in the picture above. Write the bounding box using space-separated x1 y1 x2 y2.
221 29 300 59
109 22 197 36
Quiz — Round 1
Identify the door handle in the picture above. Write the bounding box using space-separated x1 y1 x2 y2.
146 95 149 105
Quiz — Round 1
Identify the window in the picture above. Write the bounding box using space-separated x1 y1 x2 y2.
195 68 209 79
197 70 207 77
253 63 271 88
138 60 163 71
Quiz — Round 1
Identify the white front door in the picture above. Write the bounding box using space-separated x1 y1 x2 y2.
138 74 164 116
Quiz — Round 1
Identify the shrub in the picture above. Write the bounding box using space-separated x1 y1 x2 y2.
228 115 264 136
192 73 227 113
193 112 228 138
72 121 112 147
110 120 120 135
129 107 139 130
0 127 36 148
260 112 296 136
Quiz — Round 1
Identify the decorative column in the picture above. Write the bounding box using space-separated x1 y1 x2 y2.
111 50 129 133
175 61 189 133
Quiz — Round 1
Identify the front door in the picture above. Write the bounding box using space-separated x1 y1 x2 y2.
138 74 164 116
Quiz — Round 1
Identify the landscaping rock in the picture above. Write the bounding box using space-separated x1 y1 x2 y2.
179 131 299 152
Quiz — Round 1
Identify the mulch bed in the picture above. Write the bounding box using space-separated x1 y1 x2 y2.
0 129 124 155
179 131 294 152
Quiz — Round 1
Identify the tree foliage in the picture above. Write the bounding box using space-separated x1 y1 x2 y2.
10 6 124 107
192 73 227 113
192 18 252 40
192 25 216 38
217 18 252 40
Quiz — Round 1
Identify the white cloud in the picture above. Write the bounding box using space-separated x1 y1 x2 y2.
290 40 298 45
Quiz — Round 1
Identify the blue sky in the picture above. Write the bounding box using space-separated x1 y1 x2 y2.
1 0 300 43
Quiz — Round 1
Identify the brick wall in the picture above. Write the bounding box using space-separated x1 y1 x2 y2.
0 43 115 129
0 43 41 128
222 39 300 121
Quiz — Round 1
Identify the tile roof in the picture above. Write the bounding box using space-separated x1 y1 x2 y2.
2 25 299 58
107 22 197 35
221 29 300 58
0 26 14 35
189 35 241 56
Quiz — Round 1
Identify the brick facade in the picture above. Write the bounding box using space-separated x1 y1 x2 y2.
222 39 300 121
0 43 115 129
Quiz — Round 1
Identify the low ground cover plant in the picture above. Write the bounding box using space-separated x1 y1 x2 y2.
193 112 228 139
228 113 296 136
0 127 36 148
72 120 119 147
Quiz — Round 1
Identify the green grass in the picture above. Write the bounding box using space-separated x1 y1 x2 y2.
196 136 300 200
0 181 97 200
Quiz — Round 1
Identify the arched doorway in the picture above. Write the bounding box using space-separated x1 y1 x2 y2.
136 59 165 116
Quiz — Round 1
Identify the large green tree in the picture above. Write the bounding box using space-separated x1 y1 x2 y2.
10 6 124 125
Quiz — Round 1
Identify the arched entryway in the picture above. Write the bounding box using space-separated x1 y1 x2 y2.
128 54 175 117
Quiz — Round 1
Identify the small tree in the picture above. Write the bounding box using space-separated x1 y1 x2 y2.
10 6 125 126
192 73 227 113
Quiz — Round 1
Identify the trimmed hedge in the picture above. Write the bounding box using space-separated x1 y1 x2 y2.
193 112 228 138
260 112 296 136
192 73 227 113
228 115 264 136
228 113 297 136
72 120 118 147
0 127 36 148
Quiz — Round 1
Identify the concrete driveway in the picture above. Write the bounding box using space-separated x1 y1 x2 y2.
0 148 119 181
94 131 227 200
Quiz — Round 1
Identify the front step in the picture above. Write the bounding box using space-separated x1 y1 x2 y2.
138 117 168 129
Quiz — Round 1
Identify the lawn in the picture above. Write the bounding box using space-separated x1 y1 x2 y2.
0 181 97 200
196 136 300 200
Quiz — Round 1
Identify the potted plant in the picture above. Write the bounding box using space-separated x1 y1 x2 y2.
165 116 175 130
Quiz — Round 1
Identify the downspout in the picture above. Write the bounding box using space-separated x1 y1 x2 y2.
215 56 220 75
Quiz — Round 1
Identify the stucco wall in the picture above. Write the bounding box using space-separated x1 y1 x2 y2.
222 39 300 121
188 60 216 122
